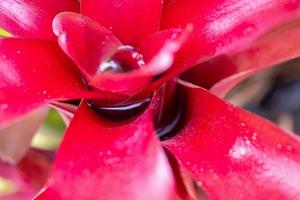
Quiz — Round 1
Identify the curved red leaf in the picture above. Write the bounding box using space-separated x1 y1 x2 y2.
90 28 189 95
53 12 189 96
161 0 300 77
127 0 300 100
182 18 300 95
0 0 79 40
35 102 178 200
209 18 300 97
163 85 300 199
81 0 162 46
0 38 90 126
52 12 122 79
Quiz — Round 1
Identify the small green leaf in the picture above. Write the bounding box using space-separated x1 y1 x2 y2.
44 109 66 133
0 177 17 196
0 28 12 37
31 109 66 150
31 127 63 150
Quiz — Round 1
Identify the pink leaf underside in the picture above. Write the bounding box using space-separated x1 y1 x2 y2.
0 38 96 126
0 107 48 164
0 161 36 200
53 12 189 96
163 85 300 200
81 0 162 46
153 0 300 92
0 149 52 200
0 0 79 40
35 102 180 200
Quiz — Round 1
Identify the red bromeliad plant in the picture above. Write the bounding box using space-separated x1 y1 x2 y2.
1 0 300 199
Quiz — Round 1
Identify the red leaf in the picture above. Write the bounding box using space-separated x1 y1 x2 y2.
81 0 162 46
53 12 189 96
91 28 190 95
127 0 300 100
35 102 178 200
52 12 122 79
181 56 238 89
0 0 79 40
163 0 174 8
163 85 300 199
0 38 90 126
161 0 300 78
182 18 300 95
210 18 300 97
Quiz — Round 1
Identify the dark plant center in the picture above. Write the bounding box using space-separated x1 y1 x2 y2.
84 45 184 138
87 98 151 121
85 45 150 120
155 86 187 140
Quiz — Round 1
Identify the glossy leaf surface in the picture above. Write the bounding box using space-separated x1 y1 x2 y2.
0 38 89 125
81 0 162 45
36 102 178 200
160 0 300 81
53 12 122 79
0 0 79 40
53 12 188 95
163 86 300 199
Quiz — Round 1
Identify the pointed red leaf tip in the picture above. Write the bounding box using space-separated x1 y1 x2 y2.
163 85 300 199
81 0 162 46
35 102 179 200
161 0 300 73
53 12 190 96
0 38 91 126
0 0 79 40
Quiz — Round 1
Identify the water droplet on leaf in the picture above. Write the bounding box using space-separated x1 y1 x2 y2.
95 45 145 75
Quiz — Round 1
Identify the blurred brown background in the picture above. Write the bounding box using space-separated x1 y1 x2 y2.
226 58 300 136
